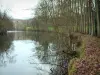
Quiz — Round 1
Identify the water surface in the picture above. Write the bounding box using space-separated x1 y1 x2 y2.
0 31 69 75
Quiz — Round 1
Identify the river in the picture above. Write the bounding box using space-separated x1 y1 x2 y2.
0 31 71 75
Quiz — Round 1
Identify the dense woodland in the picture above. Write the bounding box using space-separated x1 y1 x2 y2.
31 0 100 36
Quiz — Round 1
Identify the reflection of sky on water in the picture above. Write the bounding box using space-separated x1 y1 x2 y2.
0 31 69 75
0 40 50 75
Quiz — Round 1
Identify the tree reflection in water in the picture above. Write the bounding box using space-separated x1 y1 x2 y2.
0 33 16 67
0 31 81 75
31 31 79 75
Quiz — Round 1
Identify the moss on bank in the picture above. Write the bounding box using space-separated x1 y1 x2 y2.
68 33 100 75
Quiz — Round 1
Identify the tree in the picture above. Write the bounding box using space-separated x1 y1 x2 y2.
31 0 100 36
0 10 14 33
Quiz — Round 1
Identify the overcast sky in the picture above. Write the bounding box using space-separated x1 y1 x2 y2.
0 0 39 19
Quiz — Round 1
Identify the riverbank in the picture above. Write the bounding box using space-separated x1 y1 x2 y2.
68 33 100 75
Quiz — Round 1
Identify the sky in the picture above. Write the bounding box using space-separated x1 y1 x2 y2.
0 0 39 19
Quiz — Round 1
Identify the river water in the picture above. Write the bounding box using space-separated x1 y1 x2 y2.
0 31 70 75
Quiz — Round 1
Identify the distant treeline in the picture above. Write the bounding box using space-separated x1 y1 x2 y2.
31 0 100 36
0 10 13 32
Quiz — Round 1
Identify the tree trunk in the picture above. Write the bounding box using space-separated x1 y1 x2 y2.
95 0 100 37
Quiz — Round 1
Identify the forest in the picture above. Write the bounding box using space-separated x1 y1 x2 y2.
0 0 100 75
1 0 100 37
30 0 100 36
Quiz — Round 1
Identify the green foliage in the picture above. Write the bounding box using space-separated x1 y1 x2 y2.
68 58 77 75
48 26 54 31
78 42 85 58
26 27 34 31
